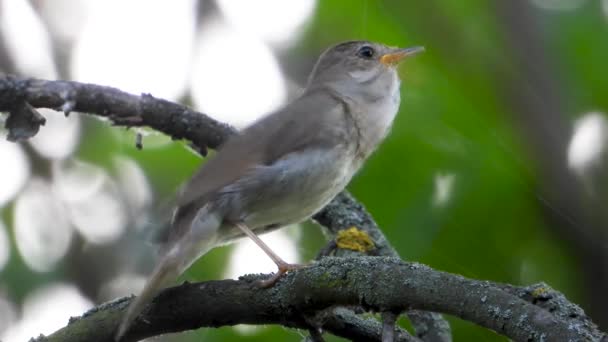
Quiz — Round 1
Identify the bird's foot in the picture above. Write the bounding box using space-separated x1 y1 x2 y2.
257 262 306 288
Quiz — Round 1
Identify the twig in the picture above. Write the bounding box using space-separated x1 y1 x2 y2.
318 307 421 342
306 327 326 342
382 312 397 342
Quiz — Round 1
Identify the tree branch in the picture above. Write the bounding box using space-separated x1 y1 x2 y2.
1 76 603 341
0 75 235 153
313 192 451 341
38 257 604 342
1 75 450 340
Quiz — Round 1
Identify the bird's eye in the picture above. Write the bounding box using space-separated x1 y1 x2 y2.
357 46 375 59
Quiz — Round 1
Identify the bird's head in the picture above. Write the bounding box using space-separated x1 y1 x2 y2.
307 41 424 91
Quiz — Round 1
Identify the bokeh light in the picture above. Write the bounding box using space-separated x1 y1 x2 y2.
29 109 80 160
217 0 316 45
36 0 89 43
0 0 57 78
66 182 127 244
113 155 152 223
52 159 107 203
0 137 30 207
98 273 146 302
224 228 300 279
0 220 10 271
190 19 287 128
71 0 196 100
57 161 127 244
0 294 17 336
567 112 608 174
432 172 456 207
13 178 73 272
1 283 92 342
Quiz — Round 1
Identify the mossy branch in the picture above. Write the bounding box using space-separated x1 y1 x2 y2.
1 76 603 341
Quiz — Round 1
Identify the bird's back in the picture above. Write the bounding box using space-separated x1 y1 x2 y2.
169 87 355 244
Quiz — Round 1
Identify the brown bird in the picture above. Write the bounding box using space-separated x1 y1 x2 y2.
116 40 423 340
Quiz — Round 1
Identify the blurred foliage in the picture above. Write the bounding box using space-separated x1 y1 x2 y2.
3 0 608 341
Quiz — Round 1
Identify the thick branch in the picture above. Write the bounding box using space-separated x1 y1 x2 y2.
41 257 603 342
313 192 451 341
1 76 601 341
313 191 397 258
1 75 450 340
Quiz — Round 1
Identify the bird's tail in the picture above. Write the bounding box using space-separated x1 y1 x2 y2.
115 253 180 341
115 205 222 341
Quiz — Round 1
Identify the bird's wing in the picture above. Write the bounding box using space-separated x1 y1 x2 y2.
168 88 350 242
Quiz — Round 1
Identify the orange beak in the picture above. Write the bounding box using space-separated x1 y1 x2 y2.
380 46 425 66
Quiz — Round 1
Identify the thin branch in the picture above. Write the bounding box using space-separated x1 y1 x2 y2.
314 307 420 342
0 75 235 152
406 311 451 342
40 257 604 342
381 312 397 342
306 327 326 342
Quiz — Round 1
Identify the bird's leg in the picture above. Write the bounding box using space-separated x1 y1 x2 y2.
235 222 304 287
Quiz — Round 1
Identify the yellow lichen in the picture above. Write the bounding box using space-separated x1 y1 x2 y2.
336 227 375 253
532 287 548 297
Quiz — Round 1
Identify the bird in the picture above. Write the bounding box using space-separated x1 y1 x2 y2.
116 40 424 340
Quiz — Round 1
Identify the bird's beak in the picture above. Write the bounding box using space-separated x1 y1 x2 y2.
380 46 425 66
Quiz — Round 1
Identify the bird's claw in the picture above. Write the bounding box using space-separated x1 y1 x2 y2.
257 262 306 288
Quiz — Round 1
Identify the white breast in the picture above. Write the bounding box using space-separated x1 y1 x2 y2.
355 76 401 158
242 147 355 230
